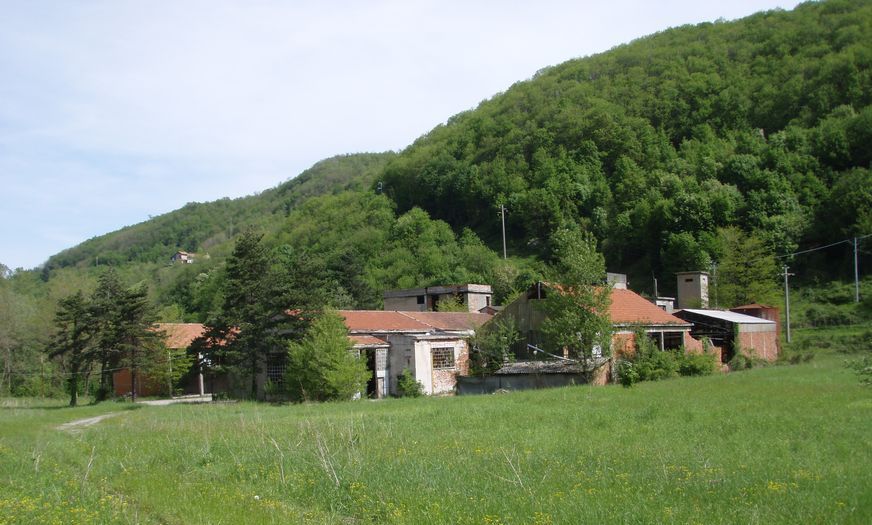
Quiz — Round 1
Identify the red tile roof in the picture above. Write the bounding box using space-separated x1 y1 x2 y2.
154 323 206 348
608 289 689 326
402 311 492 331
340 311 431 332
338 310 490 333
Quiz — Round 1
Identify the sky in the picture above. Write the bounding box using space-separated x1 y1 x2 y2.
0 0 802 271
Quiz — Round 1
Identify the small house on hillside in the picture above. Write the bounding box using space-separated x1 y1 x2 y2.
171 251 194 264
339 310 491 397
673 309 778 363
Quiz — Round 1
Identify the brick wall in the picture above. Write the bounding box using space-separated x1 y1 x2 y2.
737 331 779 362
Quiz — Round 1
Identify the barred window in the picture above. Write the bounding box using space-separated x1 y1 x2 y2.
266 353 286 384
432 347 455 370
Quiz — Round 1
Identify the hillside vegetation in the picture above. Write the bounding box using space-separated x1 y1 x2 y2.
381 0 872 291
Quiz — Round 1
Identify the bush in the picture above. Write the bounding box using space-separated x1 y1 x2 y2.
846 356 872 385
285 310 369 402
616 360 639 387
397 369 424 397
677 351 717 376
635 350 679 381
729 352 756 370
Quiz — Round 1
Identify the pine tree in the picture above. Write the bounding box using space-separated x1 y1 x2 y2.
90 269 125 400
116 284 161 402
49 291 92 406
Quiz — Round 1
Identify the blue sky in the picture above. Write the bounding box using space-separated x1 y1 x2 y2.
0 0 800 270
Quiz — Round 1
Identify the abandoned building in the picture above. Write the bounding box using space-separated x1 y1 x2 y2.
676 270 710 309
170 251 195 264
673 309 778 363
339 310 491 397
459 280 705 393
113 323 207 397
500 280 702 359
383 284 493 313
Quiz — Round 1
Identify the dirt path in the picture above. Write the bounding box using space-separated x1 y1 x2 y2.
56 412 123 432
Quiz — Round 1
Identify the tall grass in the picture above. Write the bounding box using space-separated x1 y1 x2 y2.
1 356 870 524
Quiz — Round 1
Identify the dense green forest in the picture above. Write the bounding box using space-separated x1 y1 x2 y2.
3 0 872 395
381 0 872 290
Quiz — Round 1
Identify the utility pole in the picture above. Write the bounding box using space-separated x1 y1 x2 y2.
499 204 507 260
782 265 795 343
854 237 860 303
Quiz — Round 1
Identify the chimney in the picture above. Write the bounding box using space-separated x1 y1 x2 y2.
676 271 709 309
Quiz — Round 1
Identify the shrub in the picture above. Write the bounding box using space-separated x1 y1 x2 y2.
677 351 717 376
285 309 369 402
846 356 872 385
616 359 639 387
635 350 679 381
729 352 755 370
397 369 424 397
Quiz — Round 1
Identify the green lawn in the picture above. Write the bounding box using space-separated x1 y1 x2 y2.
1 355 870 524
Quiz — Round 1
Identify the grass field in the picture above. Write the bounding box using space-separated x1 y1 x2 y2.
1 351 870 524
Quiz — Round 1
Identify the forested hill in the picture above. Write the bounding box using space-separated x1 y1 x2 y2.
382 0 872 286
21 0 872 308
44 152 393 270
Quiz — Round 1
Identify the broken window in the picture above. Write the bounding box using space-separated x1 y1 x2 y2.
663 332 684 350
431 347 455 370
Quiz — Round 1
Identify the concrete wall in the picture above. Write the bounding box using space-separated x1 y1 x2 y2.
676 271 709 309
384 296 425 311
462 292 491 313
412 338 469 395
385 334 416 396
457 361 608 394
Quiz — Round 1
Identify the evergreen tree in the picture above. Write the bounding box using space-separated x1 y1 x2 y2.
116 284 162 402
284 309 368 402
48 291 92 406
90 268 126 400
206 229 276 398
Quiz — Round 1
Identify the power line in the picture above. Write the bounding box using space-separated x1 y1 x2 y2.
737 233 871 265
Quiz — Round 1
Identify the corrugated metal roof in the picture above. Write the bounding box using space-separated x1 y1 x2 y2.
678 309 776 324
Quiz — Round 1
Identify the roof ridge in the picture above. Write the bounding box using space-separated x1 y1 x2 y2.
397 310 439 330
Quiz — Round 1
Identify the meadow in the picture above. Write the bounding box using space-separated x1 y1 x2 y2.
1 349 870 524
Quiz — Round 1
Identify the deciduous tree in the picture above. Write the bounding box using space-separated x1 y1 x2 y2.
284 309 368 402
